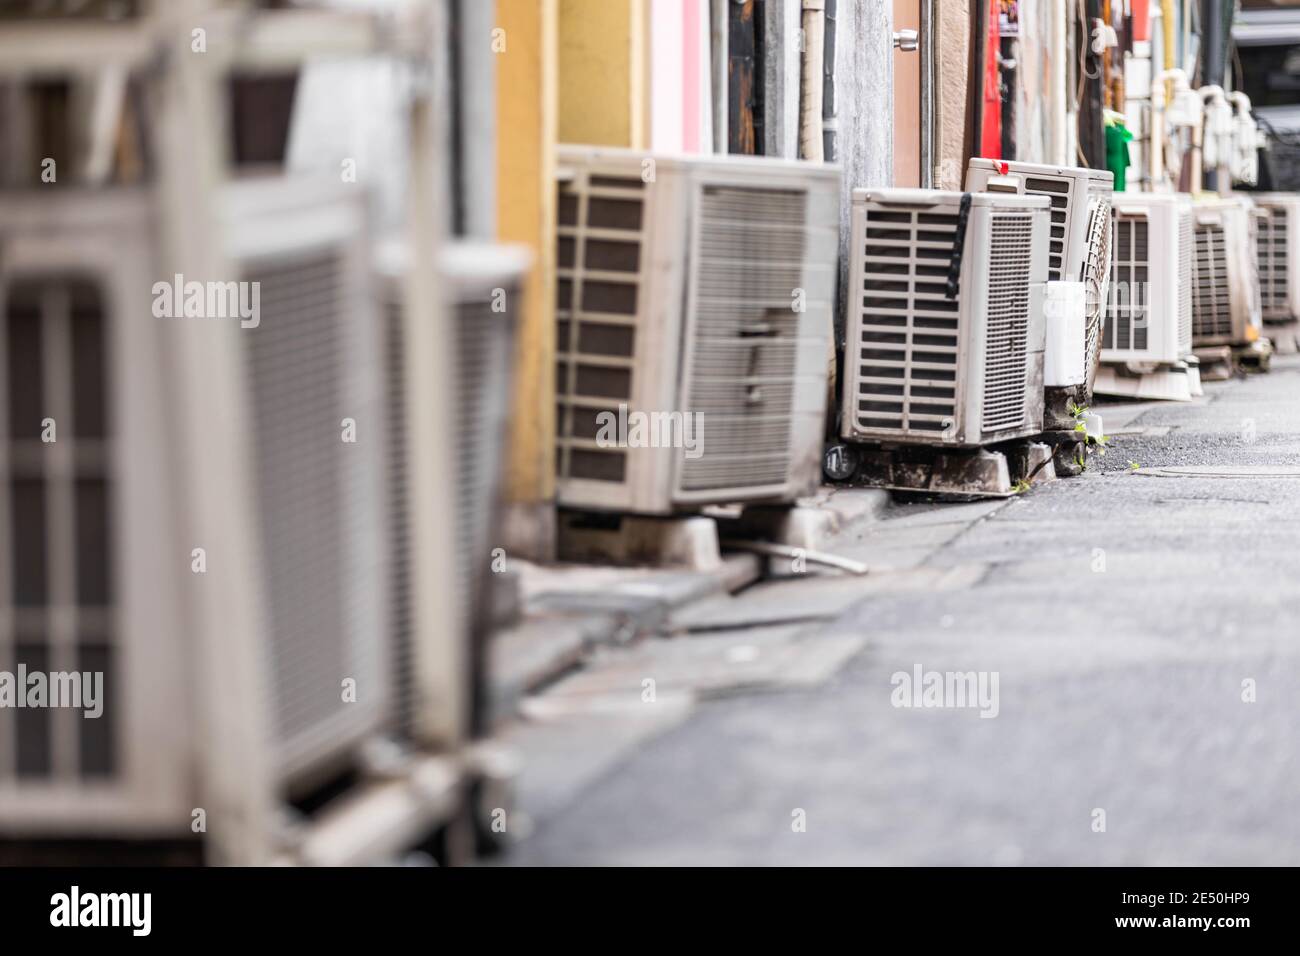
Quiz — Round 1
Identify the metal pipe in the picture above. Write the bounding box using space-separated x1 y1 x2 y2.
800 0 826 161
1051 0 1068 166
1201 0 1228 188
920 0 935 185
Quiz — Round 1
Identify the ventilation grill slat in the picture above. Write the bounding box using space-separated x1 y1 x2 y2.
244 252 384 765
981 213 1034 432
1104 214 1151 353
678 186 810 493
1257 206 1290 316
853 207 961 434
555 175 645 484
1192 221 1233 341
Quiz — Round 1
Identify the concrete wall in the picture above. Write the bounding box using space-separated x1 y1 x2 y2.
497 0 559 559
834 0 893 333
934 0 970 189
558 0 647 147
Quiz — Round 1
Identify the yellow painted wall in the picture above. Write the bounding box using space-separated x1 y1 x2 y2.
497 0 558 508
559 0 647 147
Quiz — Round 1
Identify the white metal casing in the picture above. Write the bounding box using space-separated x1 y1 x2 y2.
1191 195 1261 347
374 239 527 736
554 146 840 515
1102 192 1194 366
1043 281 1087 387
841 188 1050 448
965 159 1115 394
0 189 192 836
1250 193 1300 323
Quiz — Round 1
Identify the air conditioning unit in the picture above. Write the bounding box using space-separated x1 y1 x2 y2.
1101 193 1193 366
1250 193 1300 352
965 160 1114 398
1191 195 1260 348
375 239 527 737
554 145 839 514
0 178 416 854
841 188 1050 447
1095 192 1198 400
0 188 194 841
219 176 391 790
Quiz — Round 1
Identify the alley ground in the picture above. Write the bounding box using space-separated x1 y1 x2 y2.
501 355 1300 866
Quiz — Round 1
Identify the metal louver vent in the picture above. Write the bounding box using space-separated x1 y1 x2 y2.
1193 221 1233 340
383 299 414 736
1081 198 1112 388
554 174 645 486
981 213 1035 432
677 185 807 493
1023 176 1074 283
852 205 961 435
1258 206 1289 316
243 251 384 774
1178 207 1193 353
451 290 515 731
1 276 116 782
1105 214 1150 352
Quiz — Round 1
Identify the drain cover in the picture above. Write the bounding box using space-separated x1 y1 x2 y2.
1134 465 1300 478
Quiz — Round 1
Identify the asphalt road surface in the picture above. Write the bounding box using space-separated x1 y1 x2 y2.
506 356 1300 865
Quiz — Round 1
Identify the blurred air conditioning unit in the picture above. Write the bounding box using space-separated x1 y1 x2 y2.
219 177 391 791
1191 195 1260 348
0 178 400 847
375 239 527 737
554 146 839 514
1250 193 1300 351
0 189 194 840
965 160 1114 400
1095 193 1195 400
841 188 1049 447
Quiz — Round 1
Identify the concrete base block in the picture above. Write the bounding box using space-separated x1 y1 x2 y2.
854 446 1016 497
500 500 557 563
1193 346 1234 382
557 511 722 572
719 491 889 554
1186 357 1204 397
1236 338 1273 372
1006 441 1057 486
1094 363 1195 401
1264 320 1299 355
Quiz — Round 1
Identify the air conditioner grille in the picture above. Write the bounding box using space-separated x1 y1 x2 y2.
1193 221 1233 340
1178 207 1193 353
982 213 1035 432
1 276 116 782
1105 214 1150 353
678 185 808 492
555 175 644 485
1258 206 1289 314
1081 198 1112 387
1022 176 1073 282
853 206 961 435
244 252 383 758
383 301 415 735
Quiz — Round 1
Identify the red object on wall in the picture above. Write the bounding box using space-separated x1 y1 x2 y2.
980 0 1002 159
1132 1 1151 43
